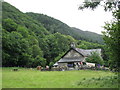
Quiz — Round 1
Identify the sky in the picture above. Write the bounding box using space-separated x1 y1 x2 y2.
4 0 113 34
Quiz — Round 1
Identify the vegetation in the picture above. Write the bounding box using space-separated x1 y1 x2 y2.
1 1 119 89
2 2 76 67
79 0 120 71
103 11 120 71
85 52 104 65
26 12 104 44
2 2 108 68
72 27 104 44
77 75 118 88
2 68 118 88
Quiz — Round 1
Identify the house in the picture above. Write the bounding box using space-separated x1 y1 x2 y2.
54 43 102 69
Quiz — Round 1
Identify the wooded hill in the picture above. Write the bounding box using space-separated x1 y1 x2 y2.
2 2 107 67
26 12 104 44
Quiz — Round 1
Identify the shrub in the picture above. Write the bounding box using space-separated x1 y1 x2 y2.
86 52 104 65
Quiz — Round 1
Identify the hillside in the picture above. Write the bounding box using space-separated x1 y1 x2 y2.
2 2 106 67
2 2 76 67
2 2 50 37
26 12 104 44
72 27 104 44
26 12 78 39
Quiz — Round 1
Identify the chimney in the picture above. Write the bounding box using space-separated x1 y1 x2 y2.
71 42 76 48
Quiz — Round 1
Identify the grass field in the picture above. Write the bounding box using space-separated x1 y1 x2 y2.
2 67 118 88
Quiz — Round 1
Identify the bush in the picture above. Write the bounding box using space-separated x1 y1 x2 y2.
85 52 104 65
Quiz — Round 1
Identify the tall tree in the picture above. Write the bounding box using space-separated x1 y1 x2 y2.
79 0 120 71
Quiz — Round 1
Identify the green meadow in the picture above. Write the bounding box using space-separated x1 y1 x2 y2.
2 67 118 88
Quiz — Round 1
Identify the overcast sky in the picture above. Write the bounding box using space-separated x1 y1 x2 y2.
4 0 113 34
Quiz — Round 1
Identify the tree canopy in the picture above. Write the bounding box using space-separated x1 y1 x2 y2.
79 0 120 71
85 52 104 65
2 2 108 68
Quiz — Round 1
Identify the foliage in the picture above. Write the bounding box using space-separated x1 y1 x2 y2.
2 2 108 68
2 2 49 37
39 33 76 65
77 40 109 66
54 52 65 62
79 0 120 71
79 1 118 11
79 2 100 10
77 40 103 49
2 18 18 32
2 28 45 67
49 62 54 68
72 27 104 44
85 52 104 65
26 12 104 44
103 10 120 70
2 2 76 67
77 75 118 88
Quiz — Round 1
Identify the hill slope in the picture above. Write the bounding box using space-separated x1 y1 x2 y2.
26 12 104 44
2 2 76 67
72 27 104 44
2 2 107 68
2 2 50 37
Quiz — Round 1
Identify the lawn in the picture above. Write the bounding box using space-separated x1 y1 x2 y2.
2 67 118 88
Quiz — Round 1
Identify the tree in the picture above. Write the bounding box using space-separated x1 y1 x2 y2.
79 0 118 11
32 55 46 67
79 0 120 71
85 52 104 65
40 33 76 65
17 26 29 38
103 11 120 70
2 18 18 32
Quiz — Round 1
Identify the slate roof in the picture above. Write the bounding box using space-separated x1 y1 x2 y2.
75 48 101 57
57 48 102 63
